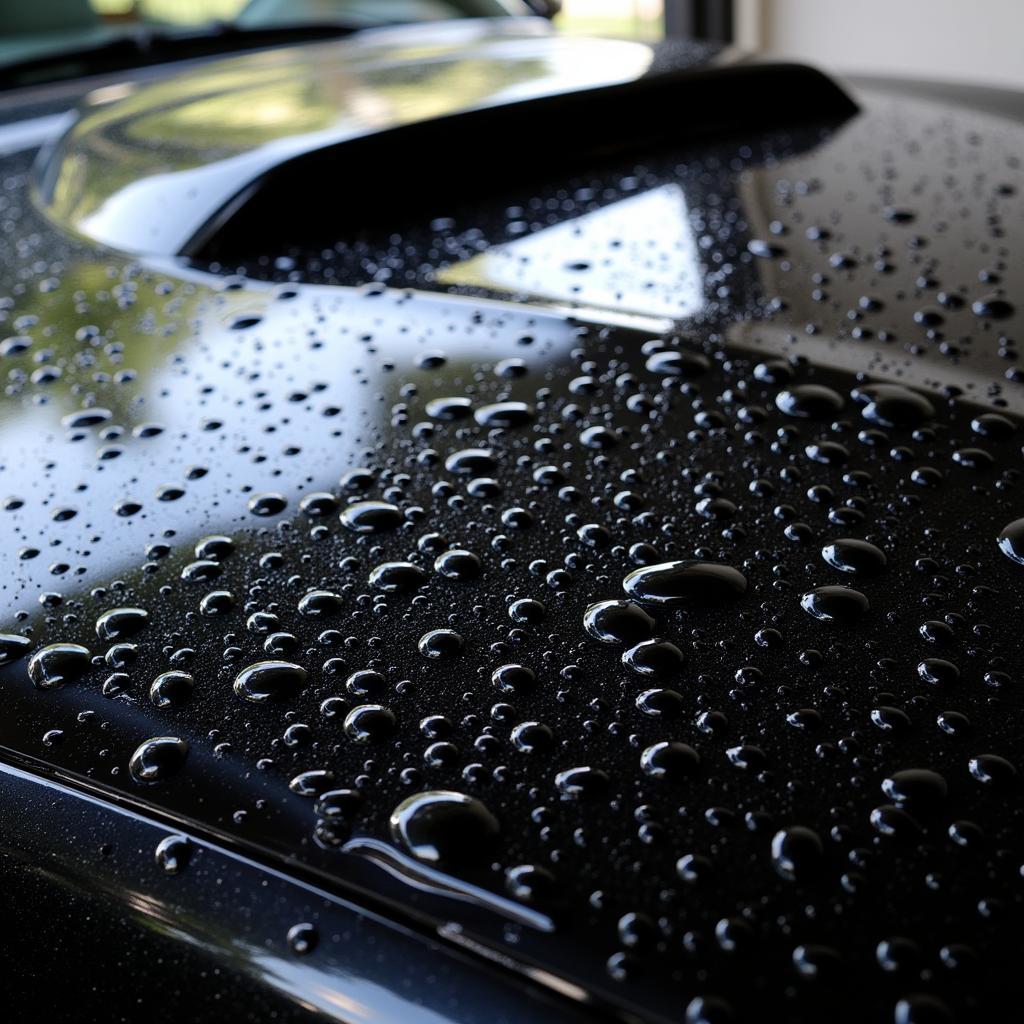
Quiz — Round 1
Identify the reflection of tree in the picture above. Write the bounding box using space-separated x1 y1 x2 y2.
0 255 262 426
45 42 548 239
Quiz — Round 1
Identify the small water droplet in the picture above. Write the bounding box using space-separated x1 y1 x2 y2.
95 606 149 641
155 834 191 874
800 586 869 622
770 826 823 882
583 599 655 644
287 922 318 955
233 660 307 703
389 790 499 866
27 643 91 689
340 499 402 533
623 561 747 605
129 736 188 785
149 670 195 709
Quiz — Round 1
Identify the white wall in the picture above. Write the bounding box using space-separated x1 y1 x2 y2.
744 0 1024 89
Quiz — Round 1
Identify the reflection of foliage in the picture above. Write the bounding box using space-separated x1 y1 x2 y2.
92 0 247 22
46 43 548 233
0 254 262 427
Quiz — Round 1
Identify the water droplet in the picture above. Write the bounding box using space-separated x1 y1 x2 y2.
149 670 194 709
971 294 1015 319
298 492 339 517
444 448 496 475
676 853 713 884
881 769 948 807
289 770 336 796
770 826 823 882
916 659 959 686
199 590 235 616
645 349 710 377
871 706 912 734
344 703 396 741
315 788 362 819
579 425 618 449
968 754 1017 786
505 863 556 904
685 995 735 1024
820 539 887 576
426 396 473 420
474 401 534 427
791 944 841 981
997 518 1024 565
248 492 287 517
0 632 32 666
636 688 684 719
61 408 111 429
369 561 428 592
937 710 971 736
583 599 655 644
512 720 553 753
640 741 700 781
27 643 91 689
852 383 934 427
875 936 921 974
194 534 235 560
389 790 499 866
775 384 844 419
869 804 920 839
418 628 464 658
340 500 402 533
180 560 221 583
233 660 307 703
95 606 149 641
287 922 318 955
894 994 953 1024
555 766 609 799
623 561 747 605
492 663 536 694
155 834 191 874
297 590 344 617
971 413 1014 439
434 548 481 580
800 586 869 622
622 638 685 677
509 598 545 624
129 736 188 785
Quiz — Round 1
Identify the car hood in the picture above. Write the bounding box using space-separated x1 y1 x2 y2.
0 23 1023 1024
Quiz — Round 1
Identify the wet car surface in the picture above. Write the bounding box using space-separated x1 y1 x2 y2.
1 18 1023 1024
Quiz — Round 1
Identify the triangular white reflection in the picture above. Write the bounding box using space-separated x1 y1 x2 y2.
437 183 703 319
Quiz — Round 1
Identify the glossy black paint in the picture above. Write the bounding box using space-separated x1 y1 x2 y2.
0 17 1023 1024
0 754 586 1023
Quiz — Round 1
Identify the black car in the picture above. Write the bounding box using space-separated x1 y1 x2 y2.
0 6 1021 1024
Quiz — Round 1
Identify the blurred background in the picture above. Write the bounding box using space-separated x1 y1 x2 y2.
10 0 1024 89
561 0 1024 92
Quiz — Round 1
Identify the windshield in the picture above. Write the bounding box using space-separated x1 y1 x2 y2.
0 0 528 75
